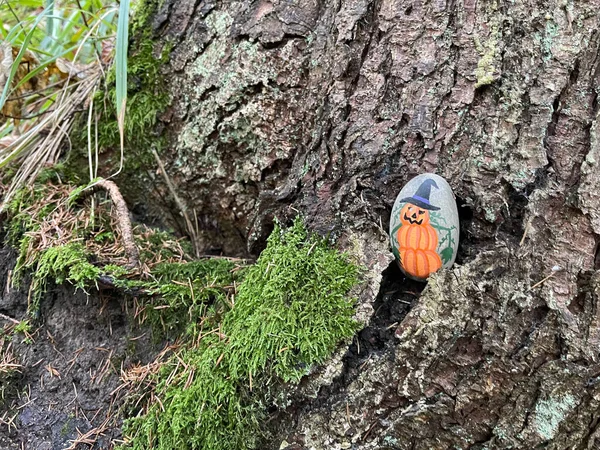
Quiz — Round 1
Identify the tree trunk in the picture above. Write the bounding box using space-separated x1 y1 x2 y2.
135 0 600 448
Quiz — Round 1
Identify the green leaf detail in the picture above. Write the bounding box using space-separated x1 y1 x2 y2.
440 246 454 265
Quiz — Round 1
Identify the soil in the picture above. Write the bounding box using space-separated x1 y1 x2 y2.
0 248 160 450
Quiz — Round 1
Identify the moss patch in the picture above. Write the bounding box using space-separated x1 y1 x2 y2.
94 37 170 159
126 258 243 340
118 219 360 450
474 29 500 88
3 179 206 322
25 243 101 311
4 182 99 313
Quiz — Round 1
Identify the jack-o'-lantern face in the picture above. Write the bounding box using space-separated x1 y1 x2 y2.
400 203 430 225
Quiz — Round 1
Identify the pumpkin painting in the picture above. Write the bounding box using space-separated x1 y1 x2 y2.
397 202 442 279
389 174 459 281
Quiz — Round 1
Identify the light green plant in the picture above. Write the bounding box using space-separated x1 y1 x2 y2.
114 0 130 176
13 320 31 335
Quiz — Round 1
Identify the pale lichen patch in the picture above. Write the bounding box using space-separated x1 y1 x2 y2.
533 392 578 441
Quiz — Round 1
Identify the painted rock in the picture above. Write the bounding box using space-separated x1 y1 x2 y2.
389 173 459 281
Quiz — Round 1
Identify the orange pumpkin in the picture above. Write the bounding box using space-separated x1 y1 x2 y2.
396 203 442 279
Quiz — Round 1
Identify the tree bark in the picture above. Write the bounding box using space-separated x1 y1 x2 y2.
138 0 600 448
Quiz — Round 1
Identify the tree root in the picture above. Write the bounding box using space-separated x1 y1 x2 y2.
78 179 139 268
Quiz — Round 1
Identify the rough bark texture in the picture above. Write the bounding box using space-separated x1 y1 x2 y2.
138 0 600 448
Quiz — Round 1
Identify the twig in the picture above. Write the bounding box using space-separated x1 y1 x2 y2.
362 419 378 441
345 401 352 428
519 218 532 247
0 313 19 324
64 417 110 450
150 147 201 256
528 273 555 291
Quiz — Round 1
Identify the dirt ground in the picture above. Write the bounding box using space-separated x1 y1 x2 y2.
0 248 161 450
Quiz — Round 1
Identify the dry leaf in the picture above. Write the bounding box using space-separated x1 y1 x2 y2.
101 38 115 64
0 40 56 120
0 41 13 87
55 57 95 79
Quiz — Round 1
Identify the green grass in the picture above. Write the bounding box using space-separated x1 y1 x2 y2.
0 0 115 63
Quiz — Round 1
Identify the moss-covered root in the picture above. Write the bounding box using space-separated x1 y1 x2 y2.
119 218 361 450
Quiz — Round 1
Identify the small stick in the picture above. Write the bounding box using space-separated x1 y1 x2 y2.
359 354 372 371
346 401 351 427
362 419 378 441
5 269 11 296
519 218 532 247
150 147 200 257
0 313 19 324
528 273 555 291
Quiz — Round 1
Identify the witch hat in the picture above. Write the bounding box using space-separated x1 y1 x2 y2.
400 178 440 210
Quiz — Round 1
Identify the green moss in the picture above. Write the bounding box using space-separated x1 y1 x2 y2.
5 187 50 248
224 219 359 383
129 258 242 339
95 38 170 156
4 180 213 323
5 186 60 290
137 229 194 263
35 164 67 184
5 184 228 329
4 178 361 450
118 219 360 450
4 183 101 314
130 0 165 35
23 243 101 314
13 320 31 335
67 177 101 205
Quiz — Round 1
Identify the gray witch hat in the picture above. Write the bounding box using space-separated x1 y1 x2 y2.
400 178 440 211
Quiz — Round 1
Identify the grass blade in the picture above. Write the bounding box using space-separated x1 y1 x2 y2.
45 0 55 42
0 7 50 114
114 0 129 175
